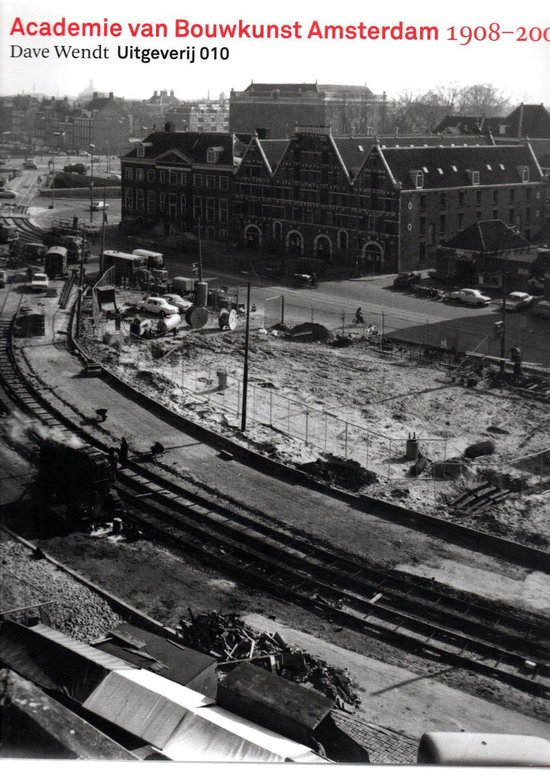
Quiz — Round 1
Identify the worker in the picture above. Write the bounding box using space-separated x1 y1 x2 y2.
119 436 129 467
355 307 364 324
510 345 522 382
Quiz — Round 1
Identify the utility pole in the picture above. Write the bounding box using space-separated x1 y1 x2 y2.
76 226 86 338
89 143 95 225
499 253 507 374
197 217 203 282
241 282 251 433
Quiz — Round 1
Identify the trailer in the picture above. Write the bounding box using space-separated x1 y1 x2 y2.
44 246 68 279
102 250 148 285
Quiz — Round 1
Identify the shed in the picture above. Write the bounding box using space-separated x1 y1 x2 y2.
94 622 217 698
217 661 334 745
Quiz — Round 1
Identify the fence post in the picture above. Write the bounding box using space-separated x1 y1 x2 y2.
344 422 348 457
269 389 273 426
324 410 328 453
305 410 309 445
311 306 314 323
236 377 241 419
281 295 285 325
288 397 290 434
388 439 392 480
342 309 346 335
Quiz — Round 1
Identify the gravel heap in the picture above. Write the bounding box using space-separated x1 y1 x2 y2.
0 537 121 643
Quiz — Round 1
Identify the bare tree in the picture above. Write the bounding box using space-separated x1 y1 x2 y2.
457 84 511 116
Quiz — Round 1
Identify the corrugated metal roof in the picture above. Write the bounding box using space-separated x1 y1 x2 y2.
82 669 213 749
30 623 131 672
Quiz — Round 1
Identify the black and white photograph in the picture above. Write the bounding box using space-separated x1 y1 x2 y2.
1 0 549 769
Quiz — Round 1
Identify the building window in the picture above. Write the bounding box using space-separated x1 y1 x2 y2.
219 176 229 190
476 190 482 206
124 168 133 181
136 189 144 212
147 190 155 214
205 197 216 222
207 147 222 163
159 192 166 212
206 175 216 189
419 216 426 237
180 193 187 214
469 170 480 185
147 170 155 183
205 226 215 239
509 189 515 203
219 198 228 223
440 192 447 209
493 190 498 205
136 168 144 182
169 170 178 186
419 243 426 261
476 210 481 220
160 170 166 184
137 144 145 158
419 194 426 210
338 230 348 250
439 215 446 235
458 212 464 229
180 171 187 186
522 166 529 183
193 195 202 220
124 188 133 210
219 229 229 241
509 208 515 224
428 223 435 245
526 187 531 202
415 171 424 189
526 207 531 224
493 209 499 220
193 174 203 188
458 191 464 208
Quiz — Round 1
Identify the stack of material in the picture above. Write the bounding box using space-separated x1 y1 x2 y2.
178 611 360 710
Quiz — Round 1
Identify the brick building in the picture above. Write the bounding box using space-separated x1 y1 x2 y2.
233 127 546 273
120 127 239 240
230 83 386 139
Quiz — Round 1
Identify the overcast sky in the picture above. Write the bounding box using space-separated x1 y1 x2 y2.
1 0 549 107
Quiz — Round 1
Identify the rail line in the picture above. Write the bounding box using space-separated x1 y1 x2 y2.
1 291 549 698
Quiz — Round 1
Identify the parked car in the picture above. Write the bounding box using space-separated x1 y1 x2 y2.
22 160 38 170
162 293 192 313
28 272 49 293
393 271 421 289
447 288 492 306
91 200 109 211
502 291 535 311
0 190 17 199
530 300 550 320
136 296 178 317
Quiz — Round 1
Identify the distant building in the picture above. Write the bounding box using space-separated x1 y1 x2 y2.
229 82 387 139
434 103 550 139
165 100 229 133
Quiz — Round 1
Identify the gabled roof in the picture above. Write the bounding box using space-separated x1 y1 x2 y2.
432 115 501 134
503 103 550 138
374 144 543 189
255 138 289 172
333 137 373 176
123 131 236 164
444 219 530 253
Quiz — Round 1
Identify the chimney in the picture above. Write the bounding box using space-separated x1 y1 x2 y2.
93 92 98 99
109 91 114 99
164 121 175 133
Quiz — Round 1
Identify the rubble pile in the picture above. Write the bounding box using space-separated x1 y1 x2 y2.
299 454 379 491
178 610 360 709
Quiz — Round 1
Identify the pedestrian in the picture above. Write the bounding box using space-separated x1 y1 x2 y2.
355 307 364 324
108 447 118 476
510 345 522 382
119 436 129 467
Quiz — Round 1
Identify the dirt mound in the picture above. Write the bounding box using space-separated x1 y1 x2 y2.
299 454 378 491
287 322 332 343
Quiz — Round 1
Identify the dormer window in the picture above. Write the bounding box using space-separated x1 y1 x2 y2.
415 170 424 189
207 146 223 163
519 166 529 182
137 144 145 158
467 169 480 185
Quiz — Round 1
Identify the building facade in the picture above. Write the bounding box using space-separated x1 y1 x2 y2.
120 127 237 241
234 128 546 273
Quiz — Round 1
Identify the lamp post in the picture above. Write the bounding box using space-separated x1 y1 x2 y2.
88 143 95 224
241 282 251 433
50 131 65 210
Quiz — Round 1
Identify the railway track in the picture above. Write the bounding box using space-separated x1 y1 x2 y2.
1 289 549 699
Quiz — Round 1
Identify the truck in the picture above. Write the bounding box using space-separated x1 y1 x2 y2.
43 230 89 264
44 246 68 279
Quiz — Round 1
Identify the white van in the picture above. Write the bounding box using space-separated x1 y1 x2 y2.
91 200 109 211
29 272 49 292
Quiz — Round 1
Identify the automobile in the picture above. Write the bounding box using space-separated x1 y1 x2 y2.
162 293 192 313
447 288 492 306
28 272 49 292
22 160 37 170
91 200 110 211
0 190 17 199
136 296 178 317
393 271 421 289
530 299 550 320
502 291 535 311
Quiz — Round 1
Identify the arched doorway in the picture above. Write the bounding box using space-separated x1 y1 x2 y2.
314 234 332 261
286 230 304 257
361 241 384 274
243 224 261 250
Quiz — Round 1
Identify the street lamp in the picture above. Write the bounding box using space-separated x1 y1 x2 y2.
50 131 65 210
88 143 95 224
